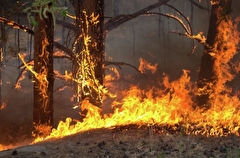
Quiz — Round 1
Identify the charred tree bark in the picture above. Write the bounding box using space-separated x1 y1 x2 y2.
0 23 6 106
71 0 104 108
33 12 54 137
196 0 232 108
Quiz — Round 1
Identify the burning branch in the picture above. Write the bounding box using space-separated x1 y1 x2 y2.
169 31 209 49
53 50 72 60
15 59 34 90
146 4 211 53
104 1 209 54
0 16 74 90
0 16 73 58
15 50 72 90
0 17 34 35
104 60 150 83
104 61 141 74
53 42 73 59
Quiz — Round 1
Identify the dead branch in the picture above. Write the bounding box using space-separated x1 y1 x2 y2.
54 70 71 82
18 59 34 69
104 0 170 32
169 31 210 49
0 16 34 35
104 61 141 73
147 12 191 35
53 42 73 59
0 16 74 89
15 67 29 89
164 4 192 35
56 19 76 31
188 0 210 11
53 55 72 60
0 16 73 58
15 59 34 89
104 61 150 84
104 1 210 53
53 85 71 93
147 8 211 52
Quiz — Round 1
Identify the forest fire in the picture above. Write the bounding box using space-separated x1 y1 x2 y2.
0 57 240 150
1 0 240 155
31 70 239 144
29 15 240 144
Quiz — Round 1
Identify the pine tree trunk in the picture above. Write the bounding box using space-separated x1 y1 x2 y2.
71 0 104 108
33 12 54 137
196 0 232 108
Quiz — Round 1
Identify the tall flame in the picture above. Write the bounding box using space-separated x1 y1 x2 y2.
32 16 240 141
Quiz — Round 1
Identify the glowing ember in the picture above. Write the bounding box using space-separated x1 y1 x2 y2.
0 102 6 110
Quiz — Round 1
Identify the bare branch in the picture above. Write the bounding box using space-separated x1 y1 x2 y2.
0 16 34 35
0 16 73 58
169 31 210 49
104 61 141 74
146 12 191 35
165 4 192 35
56 19 76 31
53 42 73 59
104 0 170 32
188 0 211 11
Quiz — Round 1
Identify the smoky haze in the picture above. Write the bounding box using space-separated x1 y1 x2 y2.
0 0 240 146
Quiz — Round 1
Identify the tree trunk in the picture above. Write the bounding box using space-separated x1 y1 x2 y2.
196 0 232 108
33 12 54 137
71 0 104 108
0 23 5 106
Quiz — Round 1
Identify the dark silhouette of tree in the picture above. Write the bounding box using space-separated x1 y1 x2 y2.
196 0 233 108
32 8 54 137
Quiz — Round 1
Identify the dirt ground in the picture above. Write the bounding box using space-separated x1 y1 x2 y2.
1 125 240 158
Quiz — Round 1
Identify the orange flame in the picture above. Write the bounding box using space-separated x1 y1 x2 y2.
0 102 6 110
138 58 158 74
29 15 240 144
31 17 240 142
31 68 240 144
1 12 240 152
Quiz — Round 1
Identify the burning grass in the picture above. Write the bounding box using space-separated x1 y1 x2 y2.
30 69 239 144
0 68 240 152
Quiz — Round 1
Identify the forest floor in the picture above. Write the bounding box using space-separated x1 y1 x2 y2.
1 125 240 158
